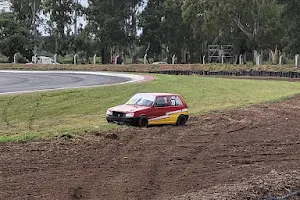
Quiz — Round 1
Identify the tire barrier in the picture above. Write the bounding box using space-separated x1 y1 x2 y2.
147 70 300 79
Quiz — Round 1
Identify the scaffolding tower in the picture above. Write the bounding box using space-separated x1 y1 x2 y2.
208 45 234 63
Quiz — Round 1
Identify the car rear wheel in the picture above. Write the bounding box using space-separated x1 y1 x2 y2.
139 116 148 127
176 115 187 126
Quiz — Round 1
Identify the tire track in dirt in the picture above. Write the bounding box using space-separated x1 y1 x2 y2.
28 93 46 130
1 95 19 127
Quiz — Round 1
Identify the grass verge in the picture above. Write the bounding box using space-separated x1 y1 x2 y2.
1 74 300 142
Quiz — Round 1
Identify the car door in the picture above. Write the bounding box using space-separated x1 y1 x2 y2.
167 95 188 123
148 96 172 125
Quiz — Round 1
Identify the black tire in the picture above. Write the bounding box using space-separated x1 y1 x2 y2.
176 115 187 126
139 116 148 127
107 119 113 123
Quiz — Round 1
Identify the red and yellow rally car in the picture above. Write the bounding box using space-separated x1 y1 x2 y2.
106 93 189 127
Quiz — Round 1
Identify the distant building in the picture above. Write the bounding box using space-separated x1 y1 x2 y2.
0 0 11 13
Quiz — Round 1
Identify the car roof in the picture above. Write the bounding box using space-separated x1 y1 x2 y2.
136 93 180 97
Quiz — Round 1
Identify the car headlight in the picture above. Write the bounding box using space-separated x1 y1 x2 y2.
125 113 135 118
106 110 112 116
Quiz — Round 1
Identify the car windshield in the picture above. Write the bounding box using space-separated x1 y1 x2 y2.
126 94 155 107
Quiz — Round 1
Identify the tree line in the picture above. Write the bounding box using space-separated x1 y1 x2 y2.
0 0 299 64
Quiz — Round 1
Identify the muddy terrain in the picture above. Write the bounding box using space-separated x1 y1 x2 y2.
1 96 300 200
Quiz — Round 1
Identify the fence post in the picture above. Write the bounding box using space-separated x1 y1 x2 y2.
32 54 37 64
172 55 176 64
54 54 57 63
239 54 243 65
221 56 224 64
93 54 97 65
74 54 78 65
144 54 148 64
295 54 299 67
13 53 18 64
256 55 261 66
279 55 283 65
114 55 118 65
203 55 206 64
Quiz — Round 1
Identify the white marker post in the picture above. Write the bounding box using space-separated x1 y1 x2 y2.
74 54 78 65
144 54 148 64
13 53 18 64
239 54 243 65
203 55 206 65
54 54 57 64
221 56 224 64
256 55 261 66
114 55 118 65
279 55 283 65
32 54 37 64
93 54 97 65
295 54 299 67
172 55 176 64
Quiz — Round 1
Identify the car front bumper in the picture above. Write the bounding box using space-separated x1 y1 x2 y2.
106 115 140 126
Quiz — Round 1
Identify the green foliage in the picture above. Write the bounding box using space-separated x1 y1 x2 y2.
279 0 300 55
139 0 165 60
42 0 82 56
2 0 299 63
0 13 34 62
182 0 284 52
10 0 42 30
87 0 143 63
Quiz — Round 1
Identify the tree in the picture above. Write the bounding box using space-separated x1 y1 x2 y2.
87 0 140 64
162 0 198 63
72 26 96 64
43 0 80 56
182 0 285 64
279 0 300 55
139 0 202 63
0 13 34 62
87 0 124 63
139 0 166 61
10 0 42 30
125 0 144 64
10 0 43 53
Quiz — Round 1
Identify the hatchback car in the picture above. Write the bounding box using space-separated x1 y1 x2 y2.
106 93 189 127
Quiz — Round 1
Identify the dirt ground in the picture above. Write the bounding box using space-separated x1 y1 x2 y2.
1 96 300 200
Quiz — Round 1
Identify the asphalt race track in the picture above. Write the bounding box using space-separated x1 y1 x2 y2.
0 71 144 94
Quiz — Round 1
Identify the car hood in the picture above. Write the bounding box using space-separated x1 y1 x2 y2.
110 104 149 113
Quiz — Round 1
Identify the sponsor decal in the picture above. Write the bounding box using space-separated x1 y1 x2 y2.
149 109 188 122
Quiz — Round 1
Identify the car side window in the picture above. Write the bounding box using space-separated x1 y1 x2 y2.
155 96 168 107
170 96 183 106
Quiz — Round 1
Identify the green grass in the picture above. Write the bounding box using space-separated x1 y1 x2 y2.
1 74 300 142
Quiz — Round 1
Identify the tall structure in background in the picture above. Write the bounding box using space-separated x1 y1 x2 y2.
0 0 11 13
